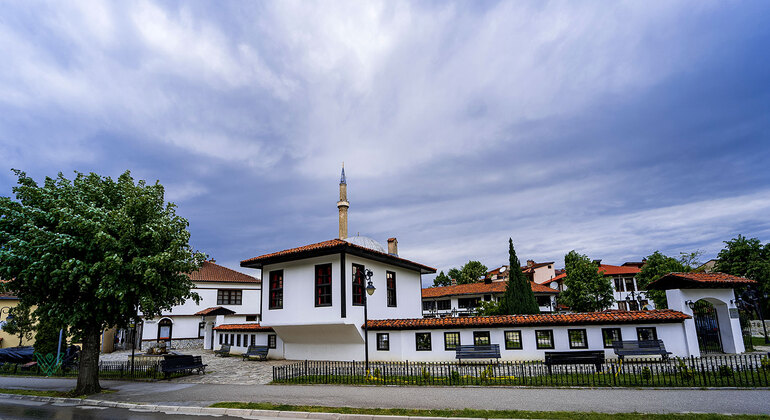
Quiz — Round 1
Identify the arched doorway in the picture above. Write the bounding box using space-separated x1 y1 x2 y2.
693 300 722 353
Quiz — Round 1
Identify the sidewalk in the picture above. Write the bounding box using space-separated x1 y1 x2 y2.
1 376 770 415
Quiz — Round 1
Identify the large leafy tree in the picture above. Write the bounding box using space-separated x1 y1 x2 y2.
714 235 770 311
435 261 489 286
636 251 690 309
432 271 452 287
499 238 539 314
0 170 205 395
559 251 614 312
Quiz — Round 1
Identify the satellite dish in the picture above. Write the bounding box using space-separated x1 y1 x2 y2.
499 266 506 273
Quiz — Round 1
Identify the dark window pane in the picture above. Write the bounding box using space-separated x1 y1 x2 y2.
377 333 390 351
536 330 554 349
444 332 460 350
473 331 490 346
568 329 588 349
602 328 622 348
505 330 522 350
352 264 365 306
416 333 431 351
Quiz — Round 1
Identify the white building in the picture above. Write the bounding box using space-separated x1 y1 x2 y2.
421 279 559 317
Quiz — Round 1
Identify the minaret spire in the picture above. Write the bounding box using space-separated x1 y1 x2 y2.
337 164 349 239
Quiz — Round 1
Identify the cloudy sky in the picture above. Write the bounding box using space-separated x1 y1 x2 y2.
1 1 769 285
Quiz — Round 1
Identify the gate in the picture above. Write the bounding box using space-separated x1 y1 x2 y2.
693 300 723 353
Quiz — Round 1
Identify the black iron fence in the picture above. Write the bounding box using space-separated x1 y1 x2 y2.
274 354 770 387
0 359 162 380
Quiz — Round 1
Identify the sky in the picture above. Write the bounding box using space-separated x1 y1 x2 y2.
1 1 769 286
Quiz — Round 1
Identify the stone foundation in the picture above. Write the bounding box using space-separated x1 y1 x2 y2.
750 320 770 337
145 338 203 351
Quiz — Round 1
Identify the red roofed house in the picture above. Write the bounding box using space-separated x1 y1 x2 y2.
421 278 559 317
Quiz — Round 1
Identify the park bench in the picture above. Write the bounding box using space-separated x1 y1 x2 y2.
214 344 231 357
612 340 671 361
544 350 605 373
455 344 501 362
160 355 206 378
242 345 269 361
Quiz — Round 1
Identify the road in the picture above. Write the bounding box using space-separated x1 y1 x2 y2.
1 376 770 415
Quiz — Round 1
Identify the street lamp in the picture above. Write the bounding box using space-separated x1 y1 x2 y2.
363 269 375 375
625 291 647 310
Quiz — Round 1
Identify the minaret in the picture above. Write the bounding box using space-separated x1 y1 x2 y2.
337 164 349 239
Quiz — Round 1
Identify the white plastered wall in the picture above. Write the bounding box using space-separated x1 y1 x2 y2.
666 288 745 357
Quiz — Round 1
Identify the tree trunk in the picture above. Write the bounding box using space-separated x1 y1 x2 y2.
74 326 102 395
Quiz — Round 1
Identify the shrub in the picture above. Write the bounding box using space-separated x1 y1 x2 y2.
450 370 460 383
641 367 652 381
421 368 430 380
373 368 381 378
678 360 694 381
718 365 734 378
761 357 770 372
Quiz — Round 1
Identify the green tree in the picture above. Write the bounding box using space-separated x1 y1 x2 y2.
459 261 488 284
33 317 67 357
558 251 614 312
0 170 206 395
2 304 36 346
499 239 539 314
636 251 690 309
714 235 770 311
432 271 452 287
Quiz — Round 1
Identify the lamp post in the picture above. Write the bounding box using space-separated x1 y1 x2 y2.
625 291 647 310
363 269 376 375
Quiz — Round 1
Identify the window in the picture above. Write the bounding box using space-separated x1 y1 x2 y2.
636 327 657 341
268 334 277 349
444 332 460 350
237 334 241 347
625 278 635 292
269 270 283 309
504 330 522 350
315 263 333 307
219 334 223 345
377 333 390 351
217 289 242 305
198 322 205 339
229 334 234 345
568 329 588 349
484 294 492 301
386 271 397 307
473 331 490 346
422 301 435 311
416 333 432 351
617 301 628 311
614 278 624 292
437 300 451 310
602 328 622 348
352 264 365 306
536 296 551 307
458 297 480 309
535 330 554 349
158 319 172 341
251 334 256 346
628 300 640 311
246 315 258 322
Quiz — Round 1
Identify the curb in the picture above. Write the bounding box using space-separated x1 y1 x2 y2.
0 393 503 420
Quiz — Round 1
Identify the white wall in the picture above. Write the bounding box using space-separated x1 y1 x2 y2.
666 288 745 357
367 322 690 361
213 330 284 359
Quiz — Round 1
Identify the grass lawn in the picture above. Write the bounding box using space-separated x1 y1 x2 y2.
210 402 770 420
749 336 770 347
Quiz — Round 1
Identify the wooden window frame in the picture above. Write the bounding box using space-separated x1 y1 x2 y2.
473 331 491 346
444 332 460 351
535 330 554 349
157 319 172 341
315 263 333 307
504 330 523 350
217 289 243 305
268 334 277 349
269 270 283 310
198 322 205 339
568 329 588 349
602 328 622 348
352 264 365 306
377 333 390 351
386 271 397 307
437 299 451 310
636 327 658 341
415 332 432 351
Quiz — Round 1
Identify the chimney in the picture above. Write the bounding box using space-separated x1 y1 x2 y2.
387 237 398 256
450 278 457 286
526 260 535 267
593 259 602 266
209 258 216 263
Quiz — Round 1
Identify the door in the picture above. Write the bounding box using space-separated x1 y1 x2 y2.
693 300 723 353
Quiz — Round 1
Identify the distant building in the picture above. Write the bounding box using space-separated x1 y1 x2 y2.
421 280 558 317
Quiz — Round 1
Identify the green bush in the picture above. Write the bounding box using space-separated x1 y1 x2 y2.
718 365 734 378
678 360 694 381
450 370 460 383
641 367 652 381
373 368 381 378
421 368 430 380
761 357 770 371
34 318 66 357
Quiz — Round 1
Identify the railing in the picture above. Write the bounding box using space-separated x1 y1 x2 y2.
0 359 162 380
273 354 770 387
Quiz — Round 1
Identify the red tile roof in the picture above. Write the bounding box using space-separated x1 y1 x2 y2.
241 238 436 274
365 310 689 330
537 264 639 285
213 323 274 332
189 261 260 284
422 281 557 298
194 306 236 316
647 272 757 290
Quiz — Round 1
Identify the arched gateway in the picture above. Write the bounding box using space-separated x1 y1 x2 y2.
647 272 756 357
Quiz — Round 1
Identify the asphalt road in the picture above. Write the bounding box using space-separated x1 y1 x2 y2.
1 377 770 415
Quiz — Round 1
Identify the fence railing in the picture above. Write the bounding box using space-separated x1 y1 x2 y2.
0 359 162 380
273 354 770 387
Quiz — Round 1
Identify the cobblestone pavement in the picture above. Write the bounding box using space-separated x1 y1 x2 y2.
100 349 296 385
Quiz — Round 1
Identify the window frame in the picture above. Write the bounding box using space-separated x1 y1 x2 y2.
198 322 205 339
444 332 461 351
625 278 636 292
601 328 623 348
269 270 284 310
535 330 555 349
352 264 365 306
386 271 397 307
504 330 523 350
315 263 333 307
437 299 451 310
473 331 491 346
636 327 658 342
377 333 390 351
157 319 172 341
568 329 588 349
415 332 432 351
268 334 277 349
217 289 243 305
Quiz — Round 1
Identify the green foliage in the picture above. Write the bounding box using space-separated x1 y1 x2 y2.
432 271 452 287
0 170 206 394
373 368 381 378
499 239 539 315
33 317 66 357
636 251 689 309
450 370 460 382
558 251 614 312
677 360 694 381
434 261 489 286
2 304 36 346
761 357 770 372
718 365 734 378
421 368 430 380
477 300 502 316
641 367 652 381
714 235 770 312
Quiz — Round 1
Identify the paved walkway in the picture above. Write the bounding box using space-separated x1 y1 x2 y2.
1 376 769 415
101 349 295 385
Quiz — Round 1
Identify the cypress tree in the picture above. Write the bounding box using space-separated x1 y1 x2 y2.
500 238 540 314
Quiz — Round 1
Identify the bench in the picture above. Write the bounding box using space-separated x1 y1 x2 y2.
214 344 231 357
160 355 207 378
455 344 501 362
612 340 671 360
242 345 269 361
544 351 605 373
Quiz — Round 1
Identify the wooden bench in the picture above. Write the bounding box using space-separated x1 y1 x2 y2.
455 344 501 362
544 350 605 373
612 340 671 360
242 345 269 361
214 344 231 357
160 355 207 378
